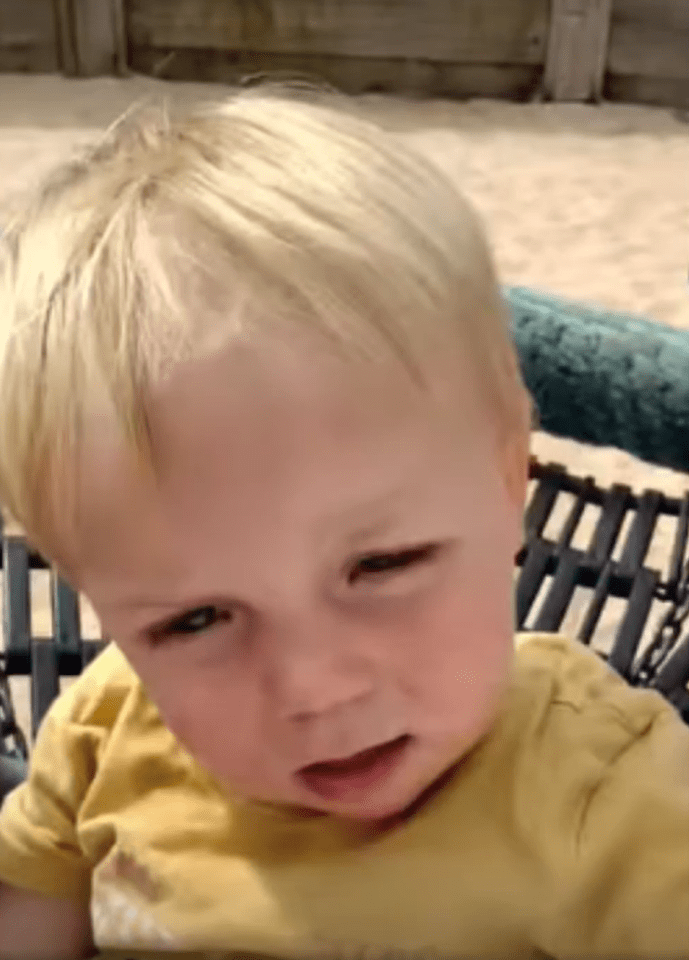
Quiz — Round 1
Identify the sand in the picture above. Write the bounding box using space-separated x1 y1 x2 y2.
1 74 688 739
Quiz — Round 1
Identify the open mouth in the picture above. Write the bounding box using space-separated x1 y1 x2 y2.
296 734 413 802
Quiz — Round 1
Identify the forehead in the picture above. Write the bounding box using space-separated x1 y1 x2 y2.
68 337 492 587
148 338 440 491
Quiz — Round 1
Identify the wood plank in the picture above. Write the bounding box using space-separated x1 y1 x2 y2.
111 0 128 71
70 0 127 75
0 0 55 46
130 45 543 100
608 19 689 80
54 0 79 75
544 0 614 102
605 73 689 109
0 48 58 72
0 0 59 71
128 0 549 65
613 0 689 33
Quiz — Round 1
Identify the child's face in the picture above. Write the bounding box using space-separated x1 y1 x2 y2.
72 336 526 822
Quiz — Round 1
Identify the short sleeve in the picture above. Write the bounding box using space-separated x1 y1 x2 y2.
532 650 689 957
0 702 97 900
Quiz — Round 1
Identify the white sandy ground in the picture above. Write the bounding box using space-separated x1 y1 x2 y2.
0 74 688 739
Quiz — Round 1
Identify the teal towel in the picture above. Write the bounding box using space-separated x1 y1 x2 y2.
507 287 689 474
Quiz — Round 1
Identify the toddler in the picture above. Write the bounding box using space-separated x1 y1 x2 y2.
0 87 687 960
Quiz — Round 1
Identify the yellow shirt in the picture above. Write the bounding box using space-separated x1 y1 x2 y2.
0 633 688 959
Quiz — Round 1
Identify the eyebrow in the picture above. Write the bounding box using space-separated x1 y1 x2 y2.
320 487 412 549
121 598 198 612
342 514 402 550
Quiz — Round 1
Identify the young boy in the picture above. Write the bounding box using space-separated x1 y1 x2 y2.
0 87 687 960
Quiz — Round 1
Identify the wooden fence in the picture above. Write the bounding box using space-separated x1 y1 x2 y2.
0 0 687 108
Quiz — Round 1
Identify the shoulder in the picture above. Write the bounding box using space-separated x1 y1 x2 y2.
506 632 688 856
510 637 689 954
38 644 201 809
33 642 160 776
512 631 670 736
49 642 144 731
509 632 679 781
0 646 148 898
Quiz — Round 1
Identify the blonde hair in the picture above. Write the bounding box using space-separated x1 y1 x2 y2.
0 84 529 551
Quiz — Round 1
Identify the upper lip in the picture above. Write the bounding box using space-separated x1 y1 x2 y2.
299 734 411 772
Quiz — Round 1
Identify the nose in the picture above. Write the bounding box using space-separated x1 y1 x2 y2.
265 618 375 723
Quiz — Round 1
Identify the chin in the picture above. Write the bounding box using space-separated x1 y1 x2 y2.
327 793 415 823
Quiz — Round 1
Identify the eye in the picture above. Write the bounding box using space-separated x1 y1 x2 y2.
156 605 230 639
348 543 441 585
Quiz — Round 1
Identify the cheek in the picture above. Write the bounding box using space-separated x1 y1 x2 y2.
132 656 266 780
397 555 515 731
413 581 512 678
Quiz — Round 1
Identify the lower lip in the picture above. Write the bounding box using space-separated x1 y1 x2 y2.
296 735 412 802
